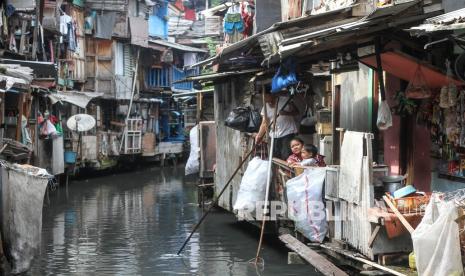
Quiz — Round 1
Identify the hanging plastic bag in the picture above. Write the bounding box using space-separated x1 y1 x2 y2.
412 195 463 276
271 59 298 93
440 60 458 109
225 107 249 131
233 157 268 216
405 65 431 99
185 125 200 175
377 100 392 130
286 168 327 242
246 108 262 133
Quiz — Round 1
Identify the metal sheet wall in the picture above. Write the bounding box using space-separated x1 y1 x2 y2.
334 63 372 133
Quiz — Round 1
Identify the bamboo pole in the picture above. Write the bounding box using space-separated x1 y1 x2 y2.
254 97 279 264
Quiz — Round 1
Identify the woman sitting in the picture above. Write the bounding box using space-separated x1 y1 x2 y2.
286 137 304 165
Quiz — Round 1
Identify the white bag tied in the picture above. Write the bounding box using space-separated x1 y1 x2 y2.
377 100 392 130
233 157 268 216
185 125 200 175
412 194 463 276
286 168 327 242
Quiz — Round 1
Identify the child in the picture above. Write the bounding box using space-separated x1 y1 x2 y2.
300 144 318 166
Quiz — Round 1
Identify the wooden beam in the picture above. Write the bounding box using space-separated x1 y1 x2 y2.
279 234 348 276
368 225 381 248
318 243 407 276
383 196 415 234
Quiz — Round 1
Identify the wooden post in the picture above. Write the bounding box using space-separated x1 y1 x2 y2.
16 93 25 142
19 21 28 54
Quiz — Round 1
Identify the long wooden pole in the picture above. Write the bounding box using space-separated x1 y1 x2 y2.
383 195 415 234
177 96 293 255
254 97 279 264
177 146 256 255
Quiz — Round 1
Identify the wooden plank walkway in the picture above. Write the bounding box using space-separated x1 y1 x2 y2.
279 234 348 276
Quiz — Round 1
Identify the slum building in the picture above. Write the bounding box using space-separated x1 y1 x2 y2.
0 0 207 174
188 0 465 274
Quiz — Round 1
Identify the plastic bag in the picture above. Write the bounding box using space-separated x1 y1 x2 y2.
440 60 458 109
246 108 262 133
233 157 268 214
412 195 463 276
271 59 298 93
377 100 392 130
286 168 327 242
225 106 261 132
185 125 200 175
225 107 249 131
405 65 431 99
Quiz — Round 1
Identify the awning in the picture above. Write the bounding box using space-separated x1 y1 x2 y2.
148 39 208 53
408 8 465 35
172 68 263 83
48 92 104 108
360 51 464 88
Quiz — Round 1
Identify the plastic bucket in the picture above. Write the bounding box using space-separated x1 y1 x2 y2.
64 151 77 164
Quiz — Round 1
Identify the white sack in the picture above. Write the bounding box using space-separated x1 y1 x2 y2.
412 195 463 276
286 168 327 242
185 125 200 175
377 100 392 130
233 157 268 213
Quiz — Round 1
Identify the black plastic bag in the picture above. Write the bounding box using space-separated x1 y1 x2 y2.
246 108 262 133
225 107 250 131
225 107 262 132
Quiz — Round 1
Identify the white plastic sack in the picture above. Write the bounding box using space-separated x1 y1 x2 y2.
377 100 392 130
233 157 268 213
185 125 200 175
412 195 463 276
286 168 327 242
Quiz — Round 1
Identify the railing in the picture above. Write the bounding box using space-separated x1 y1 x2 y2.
146 66 197 92
146 66 172 88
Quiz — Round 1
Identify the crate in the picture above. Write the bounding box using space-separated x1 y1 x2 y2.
387 193 431 214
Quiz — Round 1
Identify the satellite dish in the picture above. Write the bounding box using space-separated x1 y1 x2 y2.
66 114 96 132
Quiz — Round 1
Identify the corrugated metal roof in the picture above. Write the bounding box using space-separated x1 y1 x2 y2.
408 8 465 34
425 8 465 24
148 39 208 53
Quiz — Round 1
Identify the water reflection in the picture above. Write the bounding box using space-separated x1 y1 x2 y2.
30 167 318 276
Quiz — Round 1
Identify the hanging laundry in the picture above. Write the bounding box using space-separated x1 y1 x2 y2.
0 8 4 30
59 12 72 43
2 10 8 35
68 19 77 51
241 1 254 37
183 53 197 66
5 4 15 17
60 13 71 35
9 32 17 52
224 4 244 34
95 11 116 40
84 11 96 34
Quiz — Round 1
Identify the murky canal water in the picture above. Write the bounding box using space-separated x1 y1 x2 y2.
29 166 318 276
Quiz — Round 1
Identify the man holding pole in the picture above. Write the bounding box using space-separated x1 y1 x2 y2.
255 91 298 160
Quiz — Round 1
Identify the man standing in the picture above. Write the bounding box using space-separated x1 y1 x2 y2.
255 92 298 160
